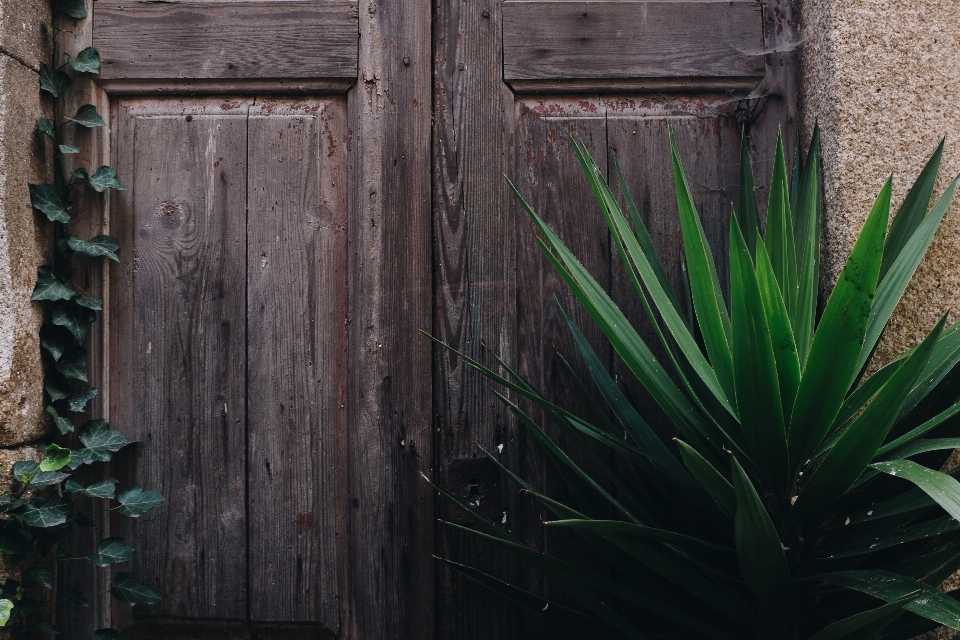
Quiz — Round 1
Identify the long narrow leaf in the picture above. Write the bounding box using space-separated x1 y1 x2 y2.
808 591 921 640
677 439 736 518
870 459 960 522
730 217 789 495
788 178 891 473
737 128 761 256
787 315 945 532
732 456 790 599
764 131 799 319
668 128 736 405
793 124 821 362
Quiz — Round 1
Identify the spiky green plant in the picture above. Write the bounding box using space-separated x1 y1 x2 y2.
429 128 960 639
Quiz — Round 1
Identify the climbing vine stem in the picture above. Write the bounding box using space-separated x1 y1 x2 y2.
0 1 164 637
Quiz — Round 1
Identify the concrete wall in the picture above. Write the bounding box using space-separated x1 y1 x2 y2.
799 0 960 369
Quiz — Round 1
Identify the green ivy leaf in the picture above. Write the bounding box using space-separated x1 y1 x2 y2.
0 522 32 555
18 505 67 528
88 538 136 567
54 0 87 19
72 167 89 182
65 478 116 499
40 325 74 361
39 63 71 97
58 145 80 154
88 167 127 192
79 420 132 458
61 590 89 607
67 48 100 74
94 630 127 640
53 305 96 342
0 599 12 626
75 295 102 311
37 118 56 142
44 375 70 402
25 569 52 590
67 235 120 261
39 444 71 473
29 470 70 489
66 449 94 469
111 573 160 605
32 267 75 302
67 104 105 129
28 184 70 223
67 386 98 413
45 406 74 435
12 461 37 484
116 486 163 518
54 347 87 382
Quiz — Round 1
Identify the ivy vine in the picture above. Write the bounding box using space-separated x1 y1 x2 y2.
0 1 163 637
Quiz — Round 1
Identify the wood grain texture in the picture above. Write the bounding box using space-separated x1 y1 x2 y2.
93 2 358 82
502 1 765 92
110 99 251 620
246 99 347 628
605 99 741 441
431 0 520 638
342 0 434 637
512 97 611 635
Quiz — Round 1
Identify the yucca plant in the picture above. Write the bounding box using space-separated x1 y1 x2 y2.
428 127 960 639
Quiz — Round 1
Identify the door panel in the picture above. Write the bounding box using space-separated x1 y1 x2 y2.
111 100 251 620
246 99 346 624
108 97 346 629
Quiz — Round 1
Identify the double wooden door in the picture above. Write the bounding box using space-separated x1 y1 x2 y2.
58 1 796 638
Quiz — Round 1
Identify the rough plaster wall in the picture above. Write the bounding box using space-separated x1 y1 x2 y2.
800 3 960 638
0 0 50 446
800 0 960 367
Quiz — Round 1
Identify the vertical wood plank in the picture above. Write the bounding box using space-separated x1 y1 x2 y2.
246 99 347 629
431 0 519 637
605 102 741 440
344 0 434 637
110 99 250 620
511 97 609 635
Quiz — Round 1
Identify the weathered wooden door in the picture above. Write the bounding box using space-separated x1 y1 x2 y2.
56 0 794 638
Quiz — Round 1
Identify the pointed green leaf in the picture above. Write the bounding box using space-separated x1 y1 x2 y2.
820 517 958 560
882 139 944 279
668 128 735 405
88 166 127 192
39 63 71 97
54 0 87 18
59 145 80 154
88 538 136 567
79 420 132 459
880 438 960 462
793 125 821 363
19 504 67 528
857 175 960 374
878 402 960 458
67 234 120 261
808 591 920 640
730 218 789 494
37 118 56 142
40 324 74 361
39 443 71 472
44 374 70 402
732 456 789 599
67 47 100 74
737 128 761 256
0 599 11 627
32 266 75 301
26 568 53 589
764 131 799 318
819 570 960 630
67 104 105 129
676 439 736 518
29 183 70 223
787 314 944 532
68 386 98 413
545 519 733 558
65 478 117 500
111 573 161 605
788 178 890 472
46 406 73 434
870 459 960 522
755 238 801 418
116 486 163 517
55 347 87 381
53 304 96 342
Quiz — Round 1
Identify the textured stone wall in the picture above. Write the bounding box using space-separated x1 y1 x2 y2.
799 0 960 368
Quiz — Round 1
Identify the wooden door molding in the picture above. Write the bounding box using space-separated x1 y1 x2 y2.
93 1 359 94
502 0 766 93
